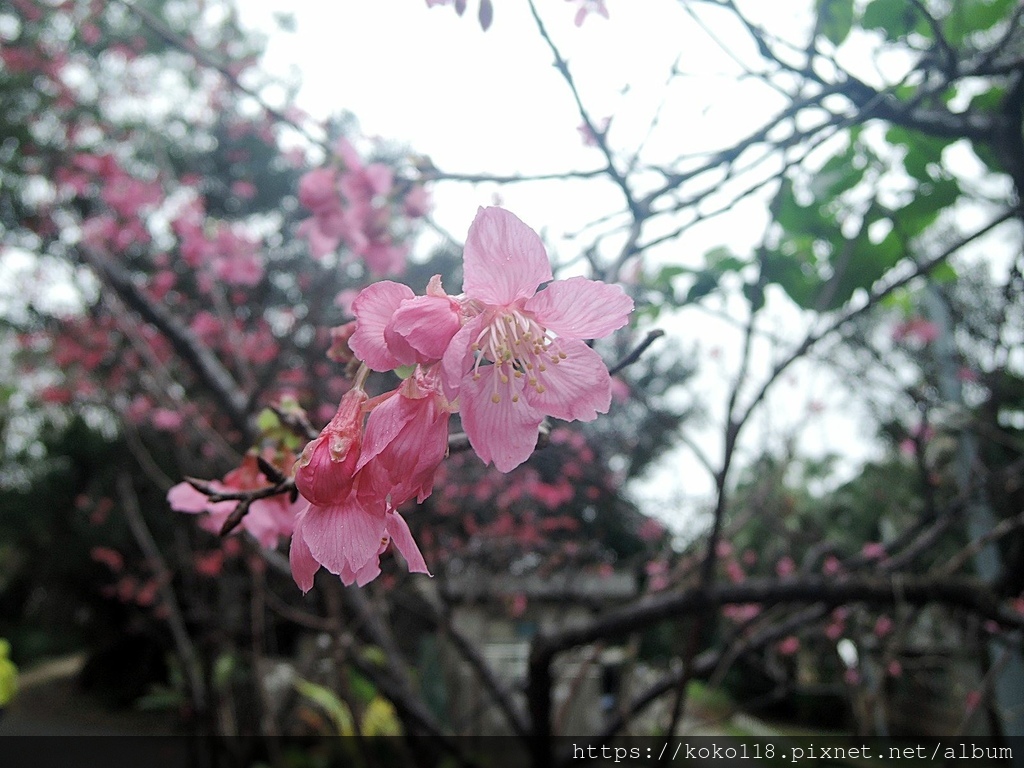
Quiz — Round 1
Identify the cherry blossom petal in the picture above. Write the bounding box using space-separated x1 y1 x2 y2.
387 513 431 575
524 276 633 340
364 163 394 197
387 295 462 363
356 392 418 471
461 365 543 472
358 381 449 507
302 498 387 576
333 137 362 170
289 507 320 593
339 556 383 587
462 207 552 306
441 313 486 401
167 482 211 513
350 281 415 371
525 338 611 422
244 499 283 548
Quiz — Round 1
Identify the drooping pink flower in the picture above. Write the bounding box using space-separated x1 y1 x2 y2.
356 367 453 508
285 378 437 592
289 496 428 591
443 207 632 471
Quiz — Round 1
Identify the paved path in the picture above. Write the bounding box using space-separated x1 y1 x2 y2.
0 655 175 736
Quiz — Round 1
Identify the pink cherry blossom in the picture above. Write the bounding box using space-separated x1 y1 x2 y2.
443 207 632 471
778 636 800 656
168 454 301 548
568 0 610 26
775 555 796 578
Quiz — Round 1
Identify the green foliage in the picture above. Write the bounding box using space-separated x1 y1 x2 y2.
943 0 1016 45
294 677 357 736
816 0 854 46
861 0 918 39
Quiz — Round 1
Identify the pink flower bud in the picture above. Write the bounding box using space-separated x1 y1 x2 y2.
295 388 368 506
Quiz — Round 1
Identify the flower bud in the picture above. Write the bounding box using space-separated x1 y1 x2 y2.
294 388 367 506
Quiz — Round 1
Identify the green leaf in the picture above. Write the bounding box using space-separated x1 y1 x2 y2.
861 0 916 39
682 271 719 304
648 264 695 297
774 179 811 234
213 653 238 688
929 261 958 283
888 177 960 239
887 126 952 182
968 85 1006 114
743 281 765 311
944 0 1014 44
256 408 281 433
761 247 819 309
704 246 744 273
808 143 864 201
294 678 355 736
817 0 855 45
820 228 904 309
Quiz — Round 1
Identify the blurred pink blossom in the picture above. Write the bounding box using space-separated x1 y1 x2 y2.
778 636 800 656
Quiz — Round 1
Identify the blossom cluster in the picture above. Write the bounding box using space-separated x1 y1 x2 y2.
297 138 431 275
172 206 632 591
291 206 631 589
